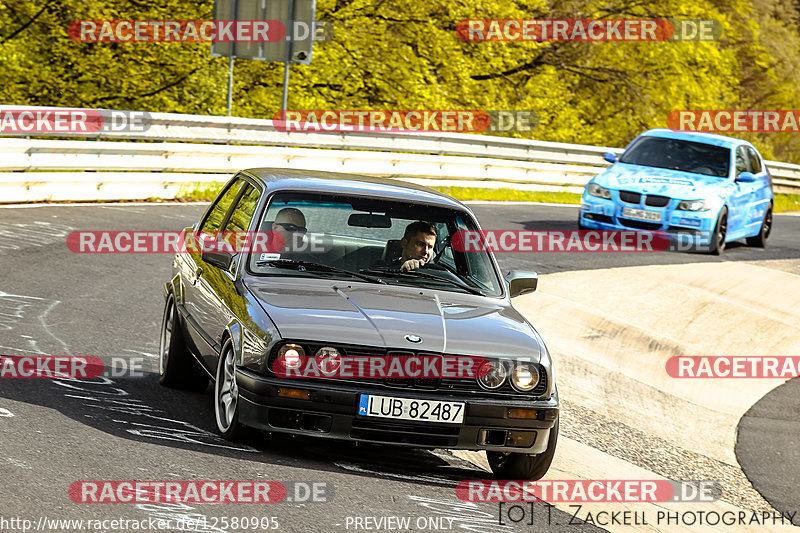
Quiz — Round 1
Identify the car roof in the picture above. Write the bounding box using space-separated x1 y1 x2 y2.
241 168 468 210
639 128 752 150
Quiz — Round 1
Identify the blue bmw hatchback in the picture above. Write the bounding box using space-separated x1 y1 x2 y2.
578 129 774 254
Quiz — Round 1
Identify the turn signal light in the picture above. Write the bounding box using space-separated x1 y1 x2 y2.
508 408 538 419
277 387 311 400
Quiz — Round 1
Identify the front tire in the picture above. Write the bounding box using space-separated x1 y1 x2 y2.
214 339 245 440
159 296 208 391
746 203 772 248
487 418 559 480
708 207 728 255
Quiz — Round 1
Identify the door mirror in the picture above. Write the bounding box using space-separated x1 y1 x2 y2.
603 152 617 164
202 250 234 271
505 270 538 298
736 171 756 183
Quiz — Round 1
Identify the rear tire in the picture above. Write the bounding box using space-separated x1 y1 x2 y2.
158 296 208 391
746 203 772 248
708 207 728 256
487 418 559 480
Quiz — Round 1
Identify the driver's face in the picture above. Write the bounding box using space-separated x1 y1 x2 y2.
401 232 436 263
273 212 306 250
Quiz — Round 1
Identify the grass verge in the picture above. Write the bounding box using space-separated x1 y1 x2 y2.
175 182 800 213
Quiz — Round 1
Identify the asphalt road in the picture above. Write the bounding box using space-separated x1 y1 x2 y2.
0 202 797 533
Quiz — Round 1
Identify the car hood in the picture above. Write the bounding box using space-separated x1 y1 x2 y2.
245 278 543 361
595 162 728 198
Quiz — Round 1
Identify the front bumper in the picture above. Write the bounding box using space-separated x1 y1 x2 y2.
236 369 559 454
579 193 716 246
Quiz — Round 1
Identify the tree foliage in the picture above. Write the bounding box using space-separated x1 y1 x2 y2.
2 0 800 161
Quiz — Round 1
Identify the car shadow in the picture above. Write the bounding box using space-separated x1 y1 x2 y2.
0 370 490 485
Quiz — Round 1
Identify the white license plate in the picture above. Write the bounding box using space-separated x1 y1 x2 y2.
623 207 662 222
358 394 465 424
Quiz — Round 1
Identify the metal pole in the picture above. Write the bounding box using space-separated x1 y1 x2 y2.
281 0 296 114
227 55 234 116
226 0 239 116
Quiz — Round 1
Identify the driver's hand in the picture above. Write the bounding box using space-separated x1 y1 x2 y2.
400 258 426 271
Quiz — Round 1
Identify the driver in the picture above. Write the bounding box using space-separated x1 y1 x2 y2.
272 207 307 252
396 221 437 271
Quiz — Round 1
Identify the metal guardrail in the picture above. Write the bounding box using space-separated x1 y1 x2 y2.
1 106 798 202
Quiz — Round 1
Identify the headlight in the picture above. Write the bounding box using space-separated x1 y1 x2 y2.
676 199 710 211
587 183 612 199
277 343 306 370
315 346 341 375
510 361 540 392
477 359 507 390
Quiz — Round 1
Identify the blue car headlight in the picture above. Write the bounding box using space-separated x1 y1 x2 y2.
676 199 710 211
587 183 612 199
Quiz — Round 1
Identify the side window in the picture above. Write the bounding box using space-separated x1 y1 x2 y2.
200 179 247 233
735 147 749 176
225 185 261 233
745 147 762 174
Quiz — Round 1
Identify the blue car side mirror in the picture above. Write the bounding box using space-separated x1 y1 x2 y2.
603 152 617 163
736 171 756 183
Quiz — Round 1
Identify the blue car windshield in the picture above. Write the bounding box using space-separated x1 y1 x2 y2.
618 137 731 178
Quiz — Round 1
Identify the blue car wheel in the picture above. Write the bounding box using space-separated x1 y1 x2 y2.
709 206 728 255
746 203 772 248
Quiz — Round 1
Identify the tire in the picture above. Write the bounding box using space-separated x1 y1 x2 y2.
214 339 245 440
746 203 772 248
708 207 728 256
158 296 208 391
487 418 559 480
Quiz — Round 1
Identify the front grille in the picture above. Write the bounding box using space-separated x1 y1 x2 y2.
383 351 442 389
618 218 662 230
619 190 642 204
267 342 549 398
645 195 670 207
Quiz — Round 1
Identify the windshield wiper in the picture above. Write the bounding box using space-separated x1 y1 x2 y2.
360 268 485 296
257 259 386 284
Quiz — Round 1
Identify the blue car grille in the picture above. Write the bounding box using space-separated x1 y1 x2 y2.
618 218 662 230
619 190 642 204
644 195 670 207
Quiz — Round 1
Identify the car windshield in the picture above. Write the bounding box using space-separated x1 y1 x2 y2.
618 137 731 177
246 192 504 296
